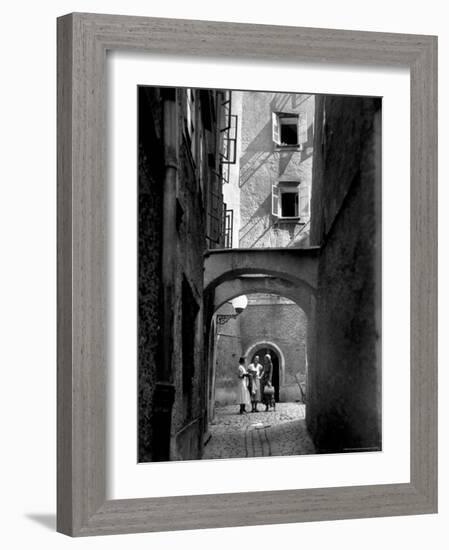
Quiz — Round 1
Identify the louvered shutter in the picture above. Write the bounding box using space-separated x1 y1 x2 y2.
186 88 192 132
272 112 280 145
272 184 279 217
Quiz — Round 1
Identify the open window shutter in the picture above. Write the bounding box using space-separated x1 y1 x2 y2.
186 88 192 131
299 184 310 221
271 184 279 217
272 112 280 145
297 113 308 144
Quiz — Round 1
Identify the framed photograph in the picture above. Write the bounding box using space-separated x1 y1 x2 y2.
57 13 437 536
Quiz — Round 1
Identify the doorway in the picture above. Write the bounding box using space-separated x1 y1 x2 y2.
251 348 280 402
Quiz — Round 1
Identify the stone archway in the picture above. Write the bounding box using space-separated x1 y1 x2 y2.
204 248 317 416
204 247 319 295
213 275 313 317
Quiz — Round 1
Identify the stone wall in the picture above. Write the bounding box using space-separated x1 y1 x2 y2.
212 303 243 406
138 87 228 461
240 295 307 402
169 93 207 460
138 87 164 462
308 95 382 453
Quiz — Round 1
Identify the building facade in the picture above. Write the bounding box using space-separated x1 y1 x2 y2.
307 94 382 452
224 91 314 248
138 86 232 461
211 91 381 454
212 92 314 410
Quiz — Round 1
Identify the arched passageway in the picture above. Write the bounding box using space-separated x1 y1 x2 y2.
210 292 308 413
202 249 317 460
213 275 313 317
203 291 315 460
204 247 319 295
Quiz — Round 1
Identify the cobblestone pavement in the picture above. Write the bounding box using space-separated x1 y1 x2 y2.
203 402 316 460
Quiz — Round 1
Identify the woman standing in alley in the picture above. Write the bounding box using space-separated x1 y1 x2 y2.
261 353 275 411
247 355 263 412
237 357 251 414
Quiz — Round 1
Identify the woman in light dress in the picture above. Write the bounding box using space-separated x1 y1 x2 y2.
237 357 251 414
247 355 263 412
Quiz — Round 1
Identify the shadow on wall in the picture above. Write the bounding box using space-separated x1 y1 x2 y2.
285 221 310 248
240 94 315 189
278 151 295 175
240 151 273 188
239 202 311 249
270 93 312 112
239 194 272 246
239 120 273 188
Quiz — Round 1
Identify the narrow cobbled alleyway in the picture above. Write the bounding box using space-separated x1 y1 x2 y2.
203 403 315 460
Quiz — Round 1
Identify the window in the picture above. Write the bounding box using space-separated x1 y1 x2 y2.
272 182 310 221
185 88 196 159
281 191 299 217
280 116 298 145
272 112 308 148
223 207 234 248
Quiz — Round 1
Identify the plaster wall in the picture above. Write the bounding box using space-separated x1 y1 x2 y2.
307 95 382 453
238 92 314 248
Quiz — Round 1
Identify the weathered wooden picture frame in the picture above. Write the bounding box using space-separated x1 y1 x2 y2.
57 12 437 536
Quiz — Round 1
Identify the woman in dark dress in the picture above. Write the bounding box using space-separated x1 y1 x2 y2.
261 354 275 410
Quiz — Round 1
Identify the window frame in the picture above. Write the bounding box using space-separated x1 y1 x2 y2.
272 181 310 222
272 111 308 150
280 187 300 219
185 87 197 162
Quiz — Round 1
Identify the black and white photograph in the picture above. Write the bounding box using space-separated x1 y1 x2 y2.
1 0 441 544
138 86 382 462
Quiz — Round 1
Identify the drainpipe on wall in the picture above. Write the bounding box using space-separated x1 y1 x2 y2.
153 88 178 461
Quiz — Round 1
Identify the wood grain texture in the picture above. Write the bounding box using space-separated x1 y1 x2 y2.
57 13 74 536
57 12 438 536
409 36 438 508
